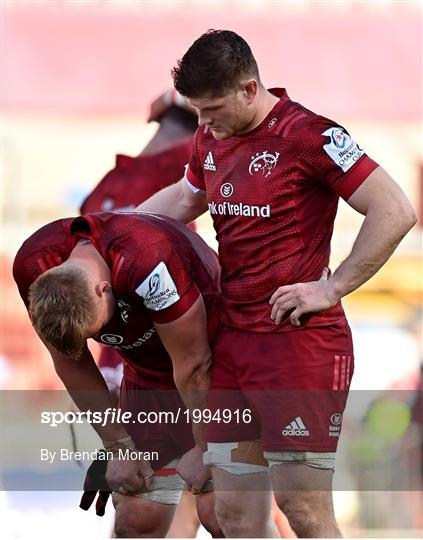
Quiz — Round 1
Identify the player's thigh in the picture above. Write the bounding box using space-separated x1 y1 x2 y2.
212 467 274 531
113 492 177 538
206 440 273 524
270 461 336 518
113 459 185 537
270 460 334 492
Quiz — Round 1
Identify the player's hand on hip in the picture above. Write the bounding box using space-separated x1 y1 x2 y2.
177 445 211 495
106 455 154 494
269 268 338 326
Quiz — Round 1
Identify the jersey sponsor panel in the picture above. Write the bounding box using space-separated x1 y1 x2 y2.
209 182 271 218
208 200 271 218
116 327 156 351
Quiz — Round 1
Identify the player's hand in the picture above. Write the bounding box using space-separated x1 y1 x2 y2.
147 89 194 122
106 453 154 494
177 445 211 495
269 268 339 326
79 449 111 516
147 91 171 122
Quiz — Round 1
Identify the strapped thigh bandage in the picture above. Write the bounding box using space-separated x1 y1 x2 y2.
134 459 184 505
264 451 336 471
204 441 269 475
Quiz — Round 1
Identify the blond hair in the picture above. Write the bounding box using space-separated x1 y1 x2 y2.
28 265 96 356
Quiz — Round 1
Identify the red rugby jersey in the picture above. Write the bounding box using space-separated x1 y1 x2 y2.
80 137 194 372
185 88 379 332
80 139 193 213
13 213 220 388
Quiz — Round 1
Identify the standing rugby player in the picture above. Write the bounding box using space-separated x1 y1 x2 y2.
138 30 416 538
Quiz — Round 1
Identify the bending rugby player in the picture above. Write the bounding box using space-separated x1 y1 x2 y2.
80 101 209 538
13 211 222 538
80 103 198 400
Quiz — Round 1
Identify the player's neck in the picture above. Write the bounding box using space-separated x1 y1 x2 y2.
240 88 280 134
68 241 111 282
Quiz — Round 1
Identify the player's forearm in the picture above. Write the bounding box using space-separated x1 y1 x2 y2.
173 355 211 449
137 180 206 223
137 182 181 216
329 203 416 300
52 349 129 442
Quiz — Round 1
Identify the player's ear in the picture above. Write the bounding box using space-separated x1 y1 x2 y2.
242 80 258 104
96 281 112 296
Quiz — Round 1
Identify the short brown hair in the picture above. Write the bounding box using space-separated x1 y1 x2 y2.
28 266 95 357
172 29 260 98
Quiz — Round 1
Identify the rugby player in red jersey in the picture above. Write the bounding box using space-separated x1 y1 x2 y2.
79 103 212 538
138 30 417 537
80 104 198 403
13 212 222 538
80 100 224 539
80 106 196 216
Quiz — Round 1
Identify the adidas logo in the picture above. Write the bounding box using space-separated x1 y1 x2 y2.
204 151 217 171
282 416 310 437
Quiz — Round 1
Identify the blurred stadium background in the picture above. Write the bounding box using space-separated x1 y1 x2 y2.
1 1 422 538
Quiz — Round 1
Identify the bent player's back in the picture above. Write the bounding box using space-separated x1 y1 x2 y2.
13 212 220 387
